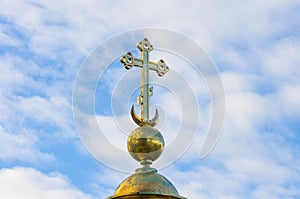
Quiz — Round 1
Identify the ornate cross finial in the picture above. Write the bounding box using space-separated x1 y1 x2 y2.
120 38 169 127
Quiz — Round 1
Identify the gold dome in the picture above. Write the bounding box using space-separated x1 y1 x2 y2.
127 126 164 165
107 168 186 199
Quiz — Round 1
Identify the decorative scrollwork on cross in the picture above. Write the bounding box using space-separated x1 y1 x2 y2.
120 52 134 69
137 38 153 52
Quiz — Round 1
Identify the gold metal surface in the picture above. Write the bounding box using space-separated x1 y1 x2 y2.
108 195 184 199
120 38 169 127
127 126 164 164
107 169 186 199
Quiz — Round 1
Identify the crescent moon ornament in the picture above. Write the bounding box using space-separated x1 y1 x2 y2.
130 105 143 126
130 105 159 127
121 38 169 127
149 108 159 127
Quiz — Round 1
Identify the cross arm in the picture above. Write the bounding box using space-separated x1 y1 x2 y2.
148 59 169 77
120 52 142 69
120 52 169 77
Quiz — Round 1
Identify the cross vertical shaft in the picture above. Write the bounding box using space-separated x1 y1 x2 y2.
141 50 150 122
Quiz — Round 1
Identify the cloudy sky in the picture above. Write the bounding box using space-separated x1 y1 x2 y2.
1 0 300 199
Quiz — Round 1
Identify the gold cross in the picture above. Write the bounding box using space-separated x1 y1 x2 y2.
120 38 169 127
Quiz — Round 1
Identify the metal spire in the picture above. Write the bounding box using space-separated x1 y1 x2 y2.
107 38 186 199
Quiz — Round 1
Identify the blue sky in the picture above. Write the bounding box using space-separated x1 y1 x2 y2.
1 0 300 199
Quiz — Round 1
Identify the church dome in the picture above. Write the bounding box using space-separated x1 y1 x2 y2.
108 168 186 199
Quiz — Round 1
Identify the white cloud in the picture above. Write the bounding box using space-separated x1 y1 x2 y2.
17 95 74 137
0 167 93 199
0 52 75 163
0 57 26 94
278 83 300 118
0 125 54 163
262 37 300 83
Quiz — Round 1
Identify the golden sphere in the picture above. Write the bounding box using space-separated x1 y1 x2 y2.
127 126 164 163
